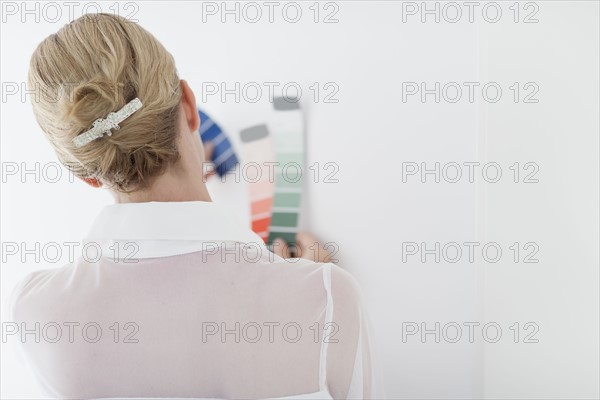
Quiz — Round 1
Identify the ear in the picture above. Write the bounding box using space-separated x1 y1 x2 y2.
79 177 103 188
180 79 200 134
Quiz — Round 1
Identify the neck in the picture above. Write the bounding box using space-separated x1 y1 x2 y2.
112 167 212 204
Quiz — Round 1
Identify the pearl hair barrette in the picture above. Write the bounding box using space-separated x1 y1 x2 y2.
72 98 143 148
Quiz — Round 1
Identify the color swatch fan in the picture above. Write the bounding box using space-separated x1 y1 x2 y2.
240 98 304 246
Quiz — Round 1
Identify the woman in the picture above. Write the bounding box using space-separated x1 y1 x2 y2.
12 13 380 399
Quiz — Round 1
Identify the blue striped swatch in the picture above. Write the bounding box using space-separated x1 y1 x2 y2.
198 109 239 177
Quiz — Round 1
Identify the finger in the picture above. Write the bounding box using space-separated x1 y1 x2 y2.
203 168 216 180
296 232 333 263
201 142 216 180
202 164 216 181
294 232 313 260
203 141 215 161
271 238 291 259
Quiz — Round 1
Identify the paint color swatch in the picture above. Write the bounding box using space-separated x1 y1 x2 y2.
267 97 304 246
198 109 239 177
240 124 275 243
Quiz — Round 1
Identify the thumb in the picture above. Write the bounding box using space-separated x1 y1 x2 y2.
296 232 333 263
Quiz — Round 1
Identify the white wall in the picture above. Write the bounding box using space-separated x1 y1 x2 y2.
1 1 598 399
478 2 599 398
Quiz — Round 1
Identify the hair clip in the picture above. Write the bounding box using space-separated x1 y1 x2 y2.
72 98 143 148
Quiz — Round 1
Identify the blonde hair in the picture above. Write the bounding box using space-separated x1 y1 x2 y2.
28 13 183 192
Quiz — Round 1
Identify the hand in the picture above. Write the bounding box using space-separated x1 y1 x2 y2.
272 232 335 263
201 141 216 181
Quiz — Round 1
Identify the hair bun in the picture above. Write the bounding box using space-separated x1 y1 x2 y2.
66 79 125 128
29 13 182 193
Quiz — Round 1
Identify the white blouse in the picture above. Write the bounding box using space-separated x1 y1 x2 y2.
10 201 382 399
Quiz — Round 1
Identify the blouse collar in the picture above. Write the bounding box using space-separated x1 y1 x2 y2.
84 201 266 259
